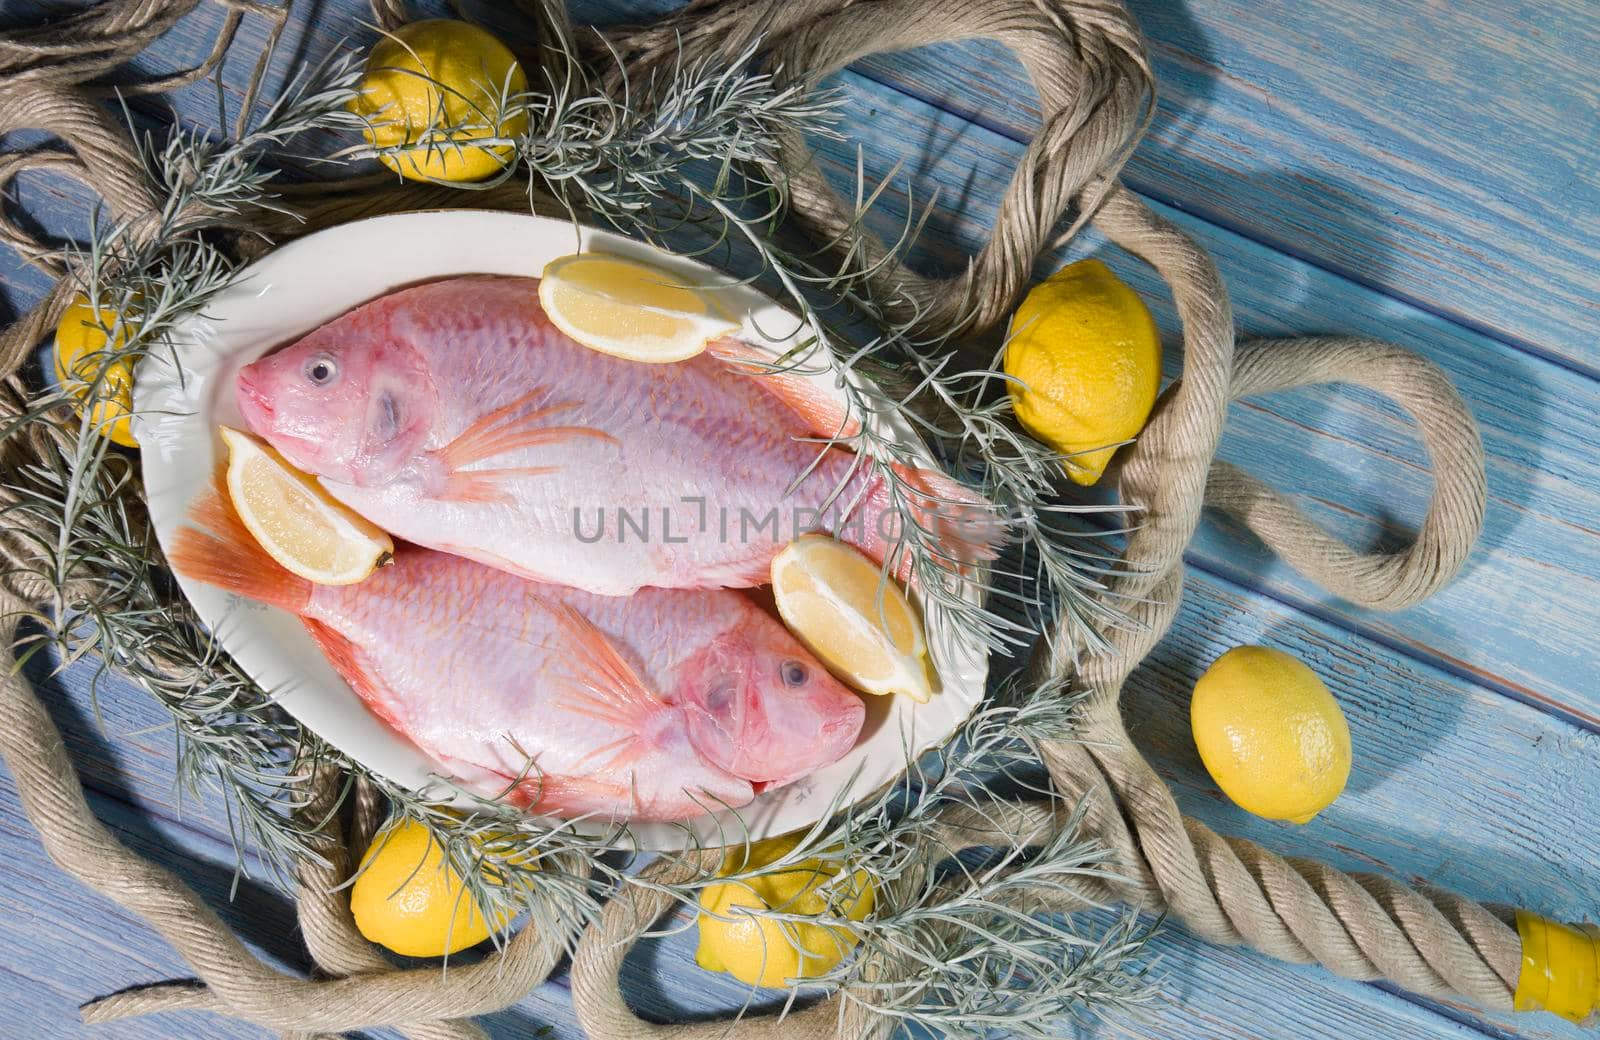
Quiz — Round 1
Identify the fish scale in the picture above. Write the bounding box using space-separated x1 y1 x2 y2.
169 496 866 823
234 274 971 596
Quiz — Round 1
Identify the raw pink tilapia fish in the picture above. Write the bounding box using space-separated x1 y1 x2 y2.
235 274 988 595
169 492 864 822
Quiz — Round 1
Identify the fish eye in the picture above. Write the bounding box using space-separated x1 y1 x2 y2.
780 659 809 687
304 355 338 387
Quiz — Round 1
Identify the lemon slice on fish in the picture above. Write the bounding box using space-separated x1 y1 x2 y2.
220 426 393 586
771 535 935 703
538 253 739 363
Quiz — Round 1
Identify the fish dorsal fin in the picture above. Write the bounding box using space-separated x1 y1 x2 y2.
432 389 618 503
544 599 666 735
708 338 861 440
709 339 999 571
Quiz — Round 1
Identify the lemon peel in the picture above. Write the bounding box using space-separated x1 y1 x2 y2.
1003 258 1161 485
1190 645 1352 825
53 293 139 447
695 834 876 988
351 19 529 183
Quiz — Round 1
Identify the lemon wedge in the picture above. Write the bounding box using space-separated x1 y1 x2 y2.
220 426 393 586
770 535 934 703
538 252 738 363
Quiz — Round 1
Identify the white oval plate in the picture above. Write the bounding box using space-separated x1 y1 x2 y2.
135 210 988 851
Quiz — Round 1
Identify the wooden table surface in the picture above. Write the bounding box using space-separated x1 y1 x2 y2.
1 1 1596 1038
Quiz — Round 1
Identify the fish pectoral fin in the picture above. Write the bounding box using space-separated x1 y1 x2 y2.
430 391 616 503
438 465 559 504
544 600 667 735
438 389 617 471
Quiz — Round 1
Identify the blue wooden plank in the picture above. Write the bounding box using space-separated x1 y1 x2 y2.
0 786 294 1040
0 2 1594 1039
782 66 1600 730
11 548 1599 1039
834 0 1600 373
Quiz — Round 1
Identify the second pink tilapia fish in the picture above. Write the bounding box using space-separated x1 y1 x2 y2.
170 492 864 822
235 274 987 595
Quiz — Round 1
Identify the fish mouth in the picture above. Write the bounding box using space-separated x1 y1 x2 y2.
235 365 275 430
816 698 866 755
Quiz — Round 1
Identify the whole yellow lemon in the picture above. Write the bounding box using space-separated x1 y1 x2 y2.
350 818 516 957
351 20 529 183
53 293 139 448
1003 258 1161 485
1190 645 1352 825
695 834 876 988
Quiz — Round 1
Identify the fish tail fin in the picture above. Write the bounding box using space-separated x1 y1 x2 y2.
167 478 312 615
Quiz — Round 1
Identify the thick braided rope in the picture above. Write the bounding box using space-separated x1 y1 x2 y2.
0 0 196 87
0 0 284 101
0 0 1508 1037
597 0 1153 337
0 86 158 270
1208 336 1487 610
0 7 579 1036
1033 187 1508 1006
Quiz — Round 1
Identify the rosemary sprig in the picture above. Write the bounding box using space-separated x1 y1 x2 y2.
0 56 372 877
3 430 326 876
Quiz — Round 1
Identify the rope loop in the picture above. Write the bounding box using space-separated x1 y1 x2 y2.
0 85 157 274
598 0 1153 337
1206 336 1487 610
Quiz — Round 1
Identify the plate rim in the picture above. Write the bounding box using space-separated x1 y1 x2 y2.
134 207 990 851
